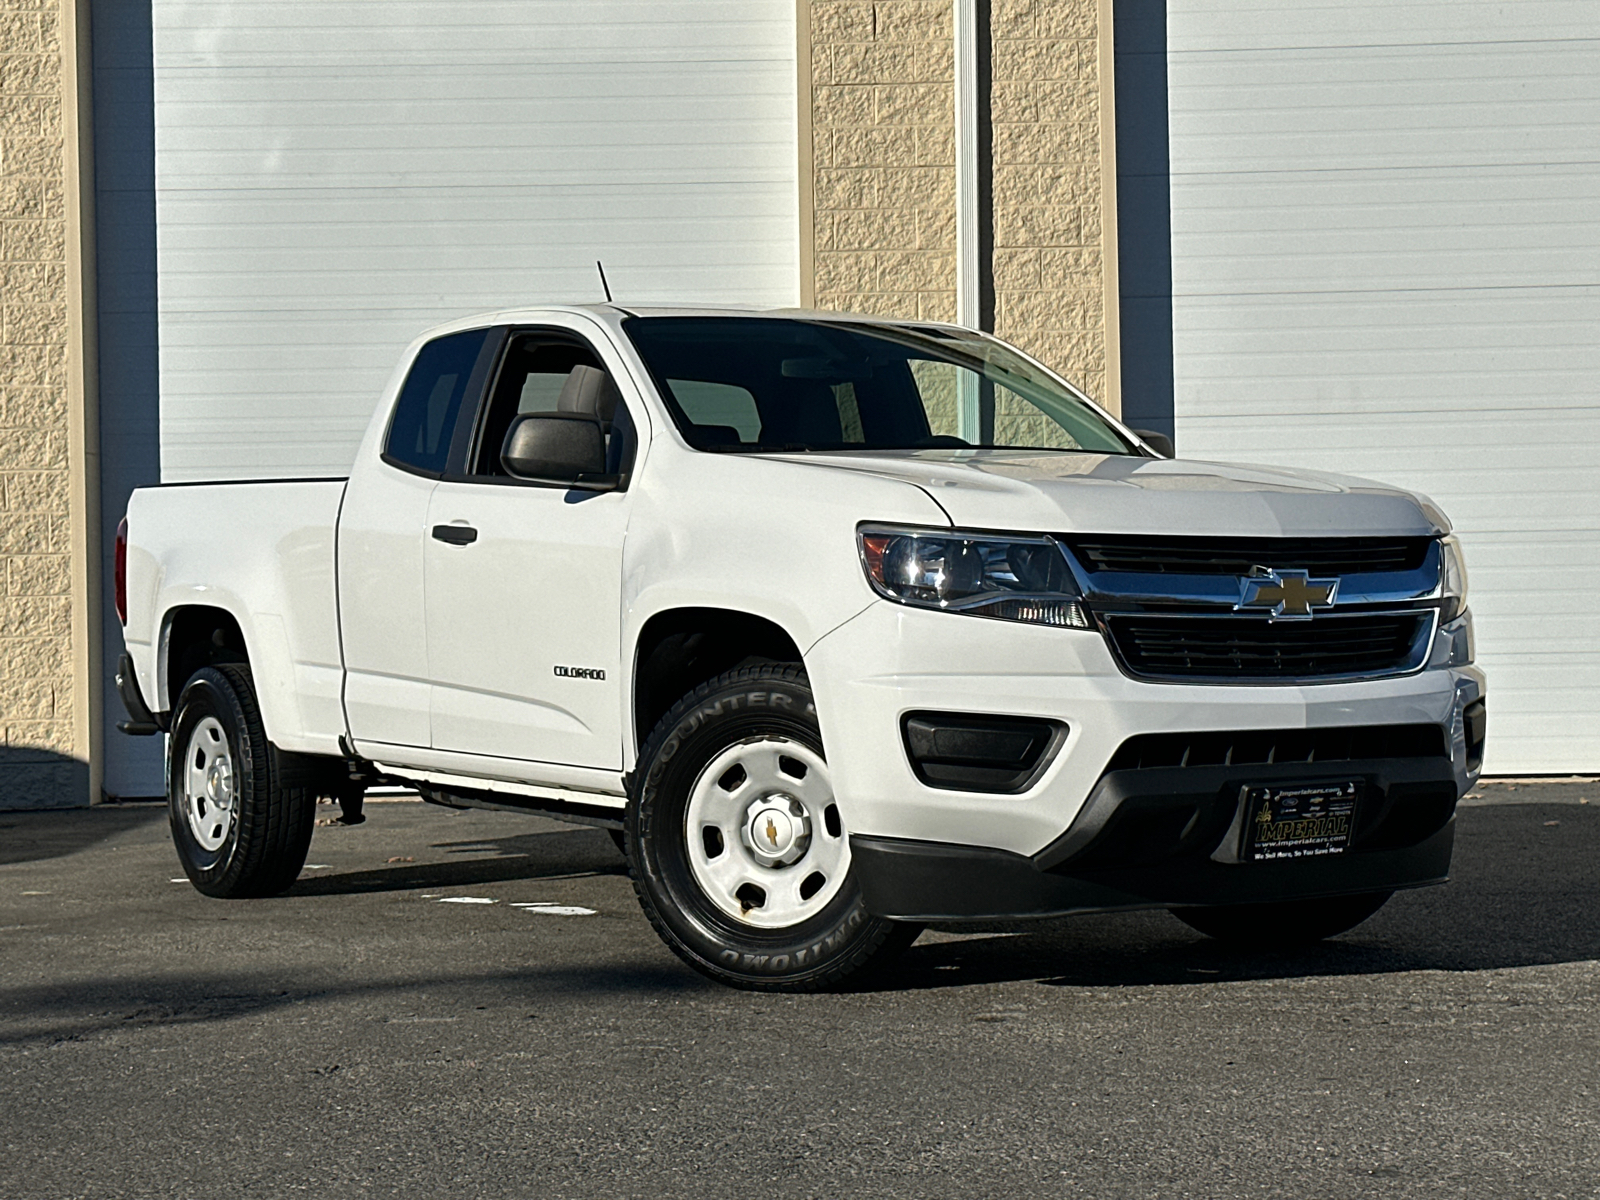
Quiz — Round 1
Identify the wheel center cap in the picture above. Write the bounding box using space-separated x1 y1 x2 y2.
750 806 795 856
206 761 231 805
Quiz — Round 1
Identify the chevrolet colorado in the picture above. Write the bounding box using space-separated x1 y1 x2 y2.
116 306 1486 989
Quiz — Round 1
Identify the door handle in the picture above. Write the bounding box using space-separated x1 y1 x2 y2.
431 524 478 546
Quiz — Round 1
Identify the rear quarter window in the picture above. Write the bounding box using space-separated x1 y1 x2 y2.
384 329 493 475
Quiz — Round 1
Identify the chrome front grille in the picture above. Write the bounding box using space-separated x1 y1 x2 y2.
1066 535 1430 577
1061 534 1443 683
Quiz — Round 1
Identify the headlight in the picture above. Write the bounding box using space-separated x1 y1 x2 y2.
1440 535 1469 623
857 525 1091 629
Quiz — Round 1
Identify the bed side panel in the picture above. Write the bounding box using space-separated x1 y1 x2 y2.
123 480 347 756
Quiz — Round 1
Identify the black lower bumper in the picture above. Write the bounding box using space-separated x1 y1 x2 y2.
853 755 1460 921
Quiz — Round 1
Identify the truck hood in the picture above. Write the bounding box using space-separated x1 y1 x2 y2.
764 450 1448 538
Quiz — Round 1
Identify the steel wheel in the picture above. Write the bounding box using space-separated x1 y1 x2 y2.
166 665 318 897
628 664 921 991
182 716 236 852
684 736 849 929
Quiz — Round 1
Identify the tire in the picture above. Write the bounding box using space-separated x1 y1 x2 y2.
1170 891 1393 947
167 664 318 898
627 665 921 991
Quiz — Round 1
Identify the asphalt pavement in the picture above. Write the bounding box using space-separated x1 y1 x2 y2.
1 780 1596 1199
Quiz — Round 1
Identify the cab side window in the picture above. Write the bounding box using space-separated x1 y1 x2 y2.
472 332 637 480
384 328 493 475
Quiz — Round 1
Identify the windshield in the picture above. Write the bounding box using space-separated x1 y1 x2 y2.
621 317 1138 455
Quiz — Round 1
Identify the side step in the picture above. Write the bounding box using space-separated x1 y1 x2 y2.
417 783 623 831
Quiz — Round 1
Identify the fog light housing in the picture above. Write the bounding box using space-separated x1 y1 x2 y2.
902 711 1067 794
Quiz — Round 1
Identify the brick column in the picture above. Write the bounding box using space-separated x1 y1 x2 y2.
990 0 1110 402
0 0 95 808
804 0 1116 408
809 0 957 321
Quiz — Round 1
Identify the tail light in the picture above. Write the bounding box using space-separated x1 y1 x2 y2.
114 517 128 625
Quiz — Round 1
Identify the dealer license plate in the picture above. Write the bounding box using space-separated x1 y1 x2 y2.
1243 781 1361 862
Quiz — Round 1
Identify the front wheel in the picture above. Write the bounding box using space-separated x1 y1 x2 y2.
168 665 318 898
627 665 920 991
1170 891 1393 947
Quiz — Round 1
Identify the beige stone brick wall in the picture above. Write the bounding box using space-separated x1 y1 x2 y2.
990 0 1107 402
1 0 87 808
807 0 1113 404
809 0 957 322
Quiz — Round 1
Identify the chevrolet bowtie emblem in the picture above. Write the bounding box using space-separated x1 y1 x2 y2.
765 816 779 847
1236 568 1339 619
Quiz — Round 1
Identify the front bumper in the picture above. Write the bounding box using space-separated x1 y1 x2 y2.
852 749 1459 920
853 823 1454 921
805 600 1484 888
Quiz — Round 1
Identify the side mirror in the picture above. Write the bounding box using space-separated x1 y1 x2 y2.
501 413 613 487
1133 429 1175 459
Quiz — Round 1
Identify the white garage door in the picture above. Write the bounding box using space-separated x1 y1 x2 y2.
153 0 797 481
1166 2 1600 773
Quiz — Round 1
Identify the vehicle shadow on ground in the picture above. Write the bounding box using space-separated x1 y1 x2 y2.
4 803 1594 1034
879 802 1600 991
0 802 166 867
0 962 713 1048
287 827 628 897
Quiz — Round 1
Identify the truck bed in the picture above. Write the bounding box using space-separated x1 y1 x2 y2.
122 478 349 758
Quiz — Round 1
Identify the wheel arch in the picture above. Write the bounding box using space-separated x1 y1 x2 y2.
630 607 806 752
161 604 251 714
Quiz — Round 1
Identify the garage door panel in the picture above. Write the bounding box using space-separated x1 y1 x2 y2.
1168 1 1600 772
1171 3 1600 50
154 0 798 481
1174 298 1600 377
157 3 787 58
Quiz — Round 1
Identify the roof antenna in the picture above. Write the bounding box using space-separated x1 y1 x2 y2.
596 260 613 303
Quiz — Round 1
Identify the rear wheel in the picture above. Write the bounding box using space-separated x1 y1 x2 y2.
627 665 920 991
1170 891 1393 947
167 665 318 897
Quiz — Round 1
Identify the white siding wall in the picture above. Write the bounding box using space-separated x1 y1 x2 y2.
153 0 797 480
1167 2 1600 773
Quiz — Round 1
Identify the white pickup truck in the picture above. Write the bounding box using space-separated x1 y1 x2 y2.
116 306 1486 990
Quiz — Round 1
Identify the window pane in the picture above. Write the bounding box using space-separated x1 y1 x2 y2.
623 316 1133 455
385 329 490 474
471 335 602 475
994 384 1082 449
518 371 570 415
667 379 761 442
908 360 961 438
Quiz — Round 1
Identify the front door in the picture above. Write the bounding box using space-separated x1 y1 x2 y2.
422 328 637 770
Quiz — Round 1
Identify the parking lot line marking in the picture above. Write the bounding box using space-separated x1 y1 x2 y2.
510 902 597 916
437 896 497 904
